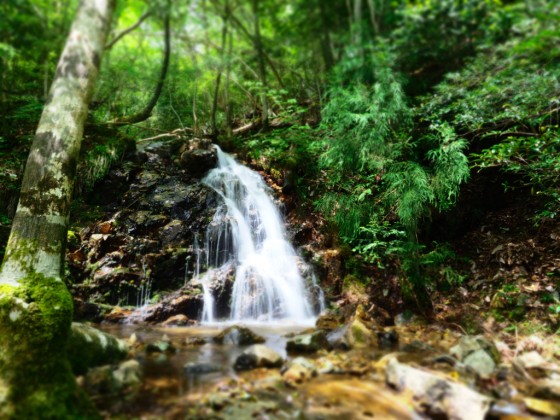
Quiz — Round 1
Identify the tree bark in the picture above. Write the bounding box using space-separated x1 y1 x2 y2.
111 11 170 125
0 0 114 417
252 0 268 125
211 0 230 138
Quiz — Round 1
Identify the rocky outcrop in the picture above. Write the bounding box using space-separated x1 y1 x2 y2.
67 138 220 321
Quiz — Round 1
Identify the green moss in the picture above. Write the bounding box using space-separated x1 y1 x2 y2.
0 274 98 418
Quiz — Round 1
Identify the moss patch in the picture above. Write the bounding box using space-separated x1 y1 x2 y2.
0 274 98 418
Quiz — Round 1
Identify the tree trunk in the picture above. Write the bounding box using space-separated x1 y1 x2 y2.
111 11 170 125
0 0 114 417
211 0 230 138
252 0 268 125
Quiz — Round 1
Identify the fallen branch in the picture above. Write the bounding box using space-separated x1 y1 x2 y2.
137 127 192 143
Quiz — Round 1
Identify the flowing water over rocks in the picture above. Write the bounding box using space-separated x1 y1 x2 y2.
198 146 319 323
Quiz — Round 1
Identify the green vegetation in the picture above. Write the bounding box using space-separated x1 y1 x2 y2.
1 0 559 312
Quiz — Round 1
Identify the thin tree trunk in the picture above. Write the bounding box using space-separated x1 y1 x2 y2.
366 0 380 35
111 12 170 125
229 14 285 89
211 0 230 137
252 0 268 125
225 28 233 138
317 0 334 70
0 0 115 417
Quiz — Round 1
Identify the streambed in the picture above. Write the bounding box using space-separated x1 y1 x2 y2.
86 321 558 419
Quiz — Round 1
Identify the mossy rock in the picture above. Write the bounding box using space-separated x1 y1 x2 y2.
67 323 129 375
0 275 98 418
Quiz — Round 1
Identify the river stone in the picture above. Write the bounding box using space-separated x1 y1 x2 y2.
286 330 331 353
343 317 376 349
161 314 191 326
184 362 222 375
464 349 496 376
213 325 265 346
450 335 499 376
146 340 176 354
386 358 491 420
315 313 341 331
282 357 317 387
234 344 283 371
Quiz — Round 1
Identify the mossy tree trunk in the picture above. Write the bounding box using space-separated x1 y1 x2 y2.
0 0 115 417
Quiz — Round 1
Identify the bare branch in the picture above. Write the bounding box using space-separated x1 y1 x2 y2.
105 9 153 50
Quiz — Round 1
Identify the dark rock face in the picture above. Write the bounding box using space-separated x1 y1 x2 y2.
68 138 219 321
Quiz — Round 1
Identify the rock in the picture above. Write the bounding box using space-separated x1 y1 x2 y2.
142 287 204 323
282 357 317 387
315 313 341 331
185 337 206 346
386 358 491 420
161 314 191 326
184 362 223 375
72 298 103 322
286 330 331 353
213 325 265 346
146 340 175 354
180 148 217 176
463 349 496 376
377 329 399 350
113 360 142 390
343 317 376 349
523 397 560 417
67 323 129 375
450 335 499 376
234 344 283 371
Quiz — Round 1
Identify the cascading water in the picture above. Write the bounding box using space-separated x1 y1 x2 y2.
197 146 321 324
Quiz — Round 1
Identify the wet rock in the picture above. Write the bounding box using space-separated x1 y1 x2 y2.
180 148 217 176
342 317 376 349
286 330 331 353
185 337 206 346
67 323 129 375
450 336 499 376
161 314 192 327
233 345 283 371
142 286 204 323
113 360 142 390
282 357 317 387
386 358 491 420
464 349 496 376
73 298 104 322
146 339 176 354
213 325 265 346
315 313 341 331
377 329 399 350
184 362 222 375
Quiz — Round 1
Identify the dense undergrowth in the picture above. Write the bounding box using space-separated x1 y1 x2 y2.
1 0 559 327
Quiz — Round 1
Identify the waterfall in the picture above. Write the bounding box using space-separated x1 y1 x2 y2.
197 146 320 324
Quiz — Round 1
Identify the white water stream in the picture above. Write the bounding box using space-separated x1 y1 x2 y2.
197 146 320 324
